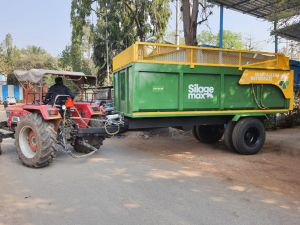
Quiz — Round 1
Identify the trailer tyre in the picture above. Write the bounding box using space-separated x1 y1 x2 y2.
232 118 265 155
74 117 105 153
193 125 224 144
223 121 236 151
15 113 57 168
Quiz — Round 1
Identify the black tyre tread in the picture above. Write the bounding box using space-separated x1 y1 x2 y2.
232 118 265 155
73 116 105 153
192 126 201 141
193 125 224 144
223 121 236 151
15 113 58 168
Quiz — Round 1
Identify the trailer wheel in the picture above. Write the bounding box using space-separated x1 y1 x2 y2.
74 117 105 153
232 118 265 155
15 113 57 168
223 121 236 151
193 125 224 144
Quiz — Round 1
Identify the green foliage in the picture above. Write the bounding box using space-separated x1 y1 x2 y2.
198 30 246 49
0 34 59 84
58 44 96 75
164 31 185 44
0 33 17 74
14 46 58 70
70 0 170 85
197 31 217 46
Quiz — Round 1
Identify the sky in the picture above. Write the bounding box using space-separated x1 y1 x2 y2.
168 2 278 52
0 0 72 56
0 0 281 56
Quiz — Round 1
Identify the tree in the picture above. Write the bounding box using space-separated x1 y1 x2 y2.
70 0 170 84
197 30 245 49
244 35 260 51
181 0 214 46
1 33 17 74
197 31 216 46
14 46 58 70
0 46 9 75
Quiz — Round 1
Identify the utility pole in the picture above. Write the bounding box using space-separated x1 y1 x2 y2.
105 1 110 84
219 4 224 48
274 21 278 53
175 0 180 45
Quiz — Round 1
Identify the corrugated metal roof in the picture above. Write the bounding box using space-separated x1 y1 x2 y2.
272 22 300 41
208 0 300 20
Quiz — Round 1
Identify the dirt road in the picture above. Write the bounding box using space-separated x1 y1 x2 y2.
0 128 299 225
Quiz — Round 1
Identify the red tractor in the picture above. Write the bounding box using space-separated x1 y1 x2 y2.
0 69 122 168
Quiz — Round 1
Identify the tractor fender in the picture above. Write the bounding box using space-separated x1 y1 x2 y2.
6 108 30 128
72 102 101 128
21 105 62 121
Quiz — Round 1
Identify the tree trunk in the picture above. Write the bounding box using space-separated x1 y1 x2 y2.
182 0 199 46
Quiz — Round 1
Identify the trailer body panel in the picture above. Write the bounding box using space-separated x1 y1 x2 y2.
114 63 291 118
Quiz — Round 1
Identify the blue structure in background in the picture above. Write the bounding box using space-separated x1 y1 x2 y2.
1 85 22 100
2 85 8 98
290 60 300 92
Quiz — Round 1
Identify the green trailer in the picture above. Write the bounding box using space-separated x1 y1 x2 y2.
113 42 294 155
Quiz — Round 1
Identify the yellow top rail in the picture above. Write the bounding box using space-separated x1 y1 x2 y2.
112 42 290 72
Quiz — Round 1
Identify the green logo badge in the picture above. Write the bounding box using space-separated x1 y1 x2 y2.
279 75 289 90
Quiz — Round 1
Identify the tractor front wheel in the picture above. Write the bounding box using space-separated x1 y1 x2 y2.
15 113 57 168
73 117 105 153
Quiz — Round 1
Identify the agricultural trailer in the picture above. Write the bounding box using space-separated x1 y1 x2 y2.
112 42 294 155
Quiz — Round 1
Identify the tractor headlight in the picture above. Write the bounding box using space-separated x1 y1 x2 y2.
61 105 67 111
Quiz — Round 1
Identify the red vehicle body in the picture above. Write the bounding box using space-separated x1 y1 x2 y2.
6 102 101 129
2 69 109 168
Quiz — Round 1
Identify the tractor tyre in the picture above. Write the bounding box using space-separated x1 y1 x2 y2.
74 136 105 153
223 121 236 151
193 125 224 144
232 118 265 155
73 116 105 153
15 113 57 168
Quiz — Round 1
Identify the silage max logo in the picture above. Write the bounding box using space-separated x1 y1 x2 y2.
188 84 214 99
279 74 289 90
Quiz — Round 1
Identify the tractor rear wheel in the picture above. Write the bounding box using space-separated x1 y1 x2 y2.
193 125 224 144
232 118 265 155
15 113 57 168
73 117 105 153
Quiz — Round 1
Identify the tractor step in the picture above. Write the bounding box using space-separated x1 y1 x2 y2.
0 129 14 155
0 129 14 139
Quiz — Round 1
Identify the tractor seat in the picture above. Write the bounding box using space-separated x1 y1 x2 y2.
53 95 71 107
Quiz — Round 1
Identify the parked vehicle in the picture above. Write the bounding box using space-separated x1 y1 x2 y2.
0 43 295 166
95 86 114 114
112 42 294 155
6 97 17 105
0 69 121 168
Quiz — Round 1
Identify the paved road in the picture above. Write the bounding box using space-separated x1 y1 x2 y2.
0 137 299 225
